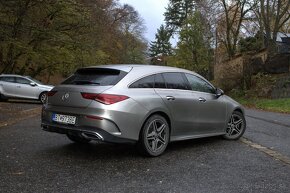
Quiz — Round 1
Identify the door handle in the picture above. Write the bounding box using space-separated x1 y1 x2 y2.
166 96 175 101
17 86 21 88
198 97 206 102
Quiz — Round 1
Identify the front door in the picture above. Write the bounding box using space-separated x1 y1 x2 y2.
14 77 37 99
154 72 200 137
185 73 227 134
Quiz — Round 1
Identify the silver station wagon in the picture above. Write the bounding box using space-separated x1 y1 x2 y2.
41 65 246 156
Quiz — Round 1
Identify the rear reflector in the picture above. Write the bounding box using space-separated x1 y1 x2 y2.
47 91 57 96
81 93 129 105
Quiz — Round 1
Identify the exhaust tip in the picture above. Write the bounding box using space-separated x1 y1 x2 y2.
81 132 104 141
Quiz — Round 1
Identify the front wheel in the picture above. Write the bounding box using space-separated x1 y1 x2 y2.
223 111 246 140
138 115 170 157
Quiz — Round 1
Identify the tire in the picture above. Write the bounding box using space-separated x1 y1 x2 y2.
0 93 8 102
138 115 170 157
39 92 47 104
223 111 246 140
66 133 91 144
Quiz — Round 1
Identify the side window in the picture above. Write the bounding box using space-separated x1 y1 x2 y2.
185 74 216 94
163 72 189 90
1 77 15 83
154 73 166 89
15 77 31 84
129 75 155 88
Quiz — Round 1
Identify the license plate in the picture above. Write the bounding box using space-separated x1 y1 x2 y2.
52 113 76 125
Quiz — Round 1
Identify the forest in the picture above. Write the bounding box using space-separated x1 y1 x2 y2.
150 0 290 78
0 0 289 79
0 0 147 77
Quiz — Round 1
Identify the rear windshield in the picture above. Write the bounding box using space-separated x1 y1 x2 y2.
61 68 127 86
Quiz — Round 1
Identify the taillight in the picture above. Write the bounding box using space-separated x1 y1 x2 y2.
47 91 57 97
81 93 98 100
81 93 129 105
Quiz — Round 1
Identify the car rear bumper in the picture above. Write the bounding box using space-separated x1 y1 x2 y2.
41 122 136 144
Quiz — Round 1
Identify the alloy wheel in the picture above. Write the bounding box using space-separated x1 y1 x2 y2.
40 93 47 103
224 112 246 140
145 119 167 153
139 115 169 156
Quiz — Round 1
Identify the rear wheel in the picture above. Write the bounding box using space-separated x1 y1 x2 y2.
138 115 170 157
39 92 47 104
223 111 246 140
66 133 91 143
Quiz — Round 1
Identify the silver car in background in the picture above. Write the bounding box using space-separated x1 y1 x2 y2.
41 65 246 156
0 74 53 103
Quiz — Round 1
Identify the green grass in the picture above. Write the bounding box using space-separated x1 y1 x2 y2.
236 98 290 113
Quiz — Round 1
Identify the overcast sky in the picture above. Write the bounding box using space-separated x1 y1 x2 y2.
119 0 169 43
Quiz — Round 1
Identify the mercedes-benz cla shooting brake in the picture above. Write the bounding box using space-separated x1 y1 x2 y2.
41 65 246 156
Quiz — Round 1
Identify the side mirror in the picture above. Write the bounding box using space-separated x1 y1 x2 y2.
30 82 37 87
216 88 224 98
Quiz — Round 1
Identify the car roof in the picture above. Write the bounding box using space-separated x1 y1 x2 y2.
82 64 197 75
0 74 29 78
1 74 22 77
81 64 212 87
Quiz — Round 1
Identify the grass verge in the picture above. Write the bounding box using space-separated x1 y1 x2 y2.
236 97 290 114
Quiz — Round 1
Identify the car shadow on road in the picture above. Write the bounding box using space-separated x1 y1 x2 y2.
39 136 224 161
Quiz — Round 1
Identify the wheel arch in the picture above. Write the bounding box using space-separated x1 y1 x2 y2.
139 110 172 139
38 91 47 99
233 107 244 116
38 91 48 103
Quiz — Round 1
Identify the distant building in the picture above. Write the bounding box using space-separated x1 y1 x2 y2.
275 32 290 54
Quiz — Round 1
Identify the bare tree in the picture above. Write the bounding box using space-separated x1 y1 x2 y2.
255 0 290 53
218 0 253 59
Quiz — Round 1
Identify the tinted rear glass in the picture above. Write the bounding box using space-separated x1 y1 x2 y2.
0 76 15 83
129 75 155 88
154 73 166 88
62 68 127 86
163 73 190 90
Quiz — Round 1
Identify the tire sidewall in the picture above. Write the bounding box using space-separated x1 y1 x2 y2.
223 111 246 140
139 115 170 157
39 92 47 103
0 92 8 101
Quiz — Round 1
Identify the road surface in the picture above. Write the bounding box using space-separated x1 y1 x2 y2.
0 102 289 193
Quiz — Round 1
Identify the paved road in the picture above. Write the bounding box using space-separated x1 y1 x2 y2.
0 100 40 122
245 109 290 158
0 104 290 193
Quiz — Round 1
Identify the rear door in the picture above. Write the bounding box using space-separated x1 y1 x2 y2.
154 73 200 137
0 76 16 96
184 73 227 133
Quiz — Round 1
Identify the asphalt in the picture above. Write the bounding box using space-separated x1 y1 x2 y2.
0 100 40 122
0 104 290 193
246 108 290 127
244 108 290 159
